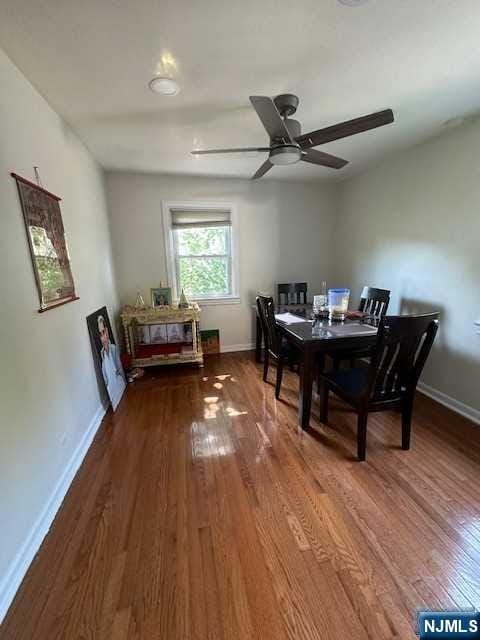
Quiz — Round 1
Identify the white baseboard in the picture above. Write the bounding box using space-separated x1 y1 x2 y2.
0 404 107 624
220 343 255 353
418 382 480 426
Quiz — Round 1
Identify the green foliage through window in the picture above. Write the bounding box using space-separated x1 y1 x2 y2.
175 226 231 297
177 227 227 256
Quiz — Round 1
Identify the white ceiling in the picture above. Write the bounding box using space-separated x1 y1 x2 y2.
1 0 480 182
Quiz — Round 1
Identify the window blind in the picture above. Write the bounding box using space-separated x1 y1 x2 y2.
171 209 231 229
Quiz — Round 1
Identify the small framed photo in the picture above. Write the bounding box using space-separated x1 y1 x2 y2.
150 324 168 343
151 286 171 307
166 323 183 343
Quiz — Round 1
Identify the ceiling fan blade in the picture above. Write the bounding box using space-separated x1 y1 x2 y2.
191 146 270 155
252 159 273 180
301 148 348 170
249 96 294 143
296 109 394 149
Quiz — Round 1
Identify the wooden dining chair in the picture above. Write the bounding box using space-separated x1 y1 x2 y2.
256 294 298 398
318 313 439 461
358 286 390 318
329 286 391 370
277 282 308 305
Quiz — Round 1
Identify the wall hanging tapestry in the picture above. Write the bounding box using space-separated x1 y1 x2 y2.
11 172 78 312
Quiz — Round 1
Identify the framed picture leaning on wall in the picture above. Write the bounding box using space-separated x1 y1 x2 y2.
11 172 78 312
86 306 126 411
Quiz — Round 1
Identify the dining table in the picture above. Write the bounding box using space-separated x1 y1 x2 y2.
254 304 379 429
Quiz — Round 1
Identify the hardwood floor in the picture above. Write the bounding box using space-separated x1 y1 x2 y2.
2 351 480 639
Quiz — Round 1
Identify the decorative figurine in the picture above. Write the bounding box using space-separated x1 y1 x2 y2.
135 291 145 308
178 288 189 308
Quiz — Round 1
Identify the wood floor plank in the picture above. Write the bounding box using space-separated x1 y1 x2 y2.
205 426 256 640
2 351 480 640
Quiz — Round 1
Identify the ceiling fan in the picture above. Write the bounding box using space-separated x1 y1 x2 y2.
191 94 394 179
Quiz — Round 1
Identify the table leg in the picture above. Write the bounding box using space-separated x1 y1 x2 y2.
299 348 314 429
316 352 326 395
255 314 263 362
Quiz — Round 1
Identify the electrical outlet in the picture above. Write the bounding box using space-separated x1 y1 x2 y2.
60 432 68 446
474 319 480 336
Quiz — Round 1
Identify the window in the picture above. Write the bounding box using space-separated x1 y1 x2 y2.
163 202 239 304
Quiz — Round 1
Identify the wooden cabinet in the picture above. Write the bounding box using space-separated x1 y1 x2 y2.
121 304 203 368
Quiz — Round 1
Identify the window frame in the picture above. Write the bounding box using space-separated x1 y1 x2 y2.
162 201 240 305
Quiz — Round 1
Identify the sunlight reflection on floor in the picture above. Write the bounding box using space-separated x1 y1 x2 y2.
192 425 233 457
200 372 247 421
226 407 248 417
204 406 219 420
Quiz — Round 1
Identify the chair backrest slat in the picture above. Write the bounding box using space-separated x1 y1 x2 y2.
369 313 439 401
278 282 307 305
359 286 390 318
256 294 280 356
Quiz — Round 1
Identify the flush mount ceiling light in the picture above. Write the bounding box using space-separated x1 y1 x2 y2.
338 0 369 5
148 76 180 96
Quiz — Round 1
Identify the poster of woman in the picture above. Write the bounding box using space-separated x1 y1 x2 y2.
86 306 126 411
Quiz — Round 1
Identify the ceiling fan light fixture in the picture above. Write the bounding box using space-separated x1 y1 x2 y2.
148 76 180 96
270 145 302 166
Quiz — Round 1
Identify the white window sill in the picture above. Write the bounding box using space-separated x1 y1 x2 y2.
189 296 241 306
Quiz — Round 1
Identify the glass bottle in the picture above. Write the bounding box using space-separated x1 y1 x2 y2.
319 280 327 311
313 281 328 317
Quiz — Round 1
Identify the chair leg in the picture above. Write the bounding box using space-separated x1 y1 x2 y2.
401 396 414 450
332 356 340 371
357 411 368 461
263 351 269 382
275 359 284 399
319 379 329 424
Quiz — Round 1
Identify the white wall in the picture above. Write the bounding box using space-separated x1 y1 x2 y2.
105 172 336 350
335 121 480 414
0 48 118 617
